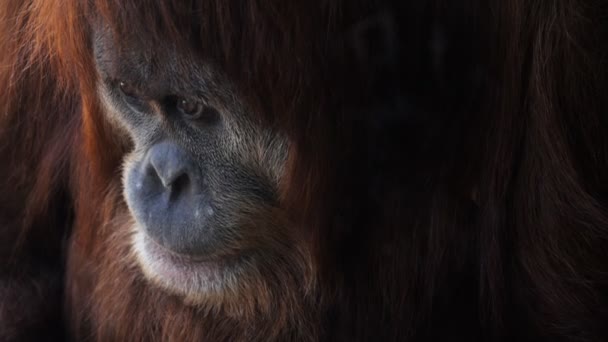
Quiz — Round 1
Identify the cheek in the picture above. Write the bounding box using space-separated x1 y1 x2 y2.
97 85 132 139
97 84 159 145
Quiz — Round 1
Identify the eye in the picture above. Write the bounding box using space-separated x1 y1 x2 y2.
176 98 204 119
118 81 139 99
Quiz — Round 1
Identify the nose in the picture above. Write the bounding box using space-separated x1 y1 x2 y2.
145 142 196 195
126 141 218 256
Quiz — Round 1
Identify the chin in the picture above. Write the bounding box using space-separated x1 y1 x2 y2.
130 226 244 305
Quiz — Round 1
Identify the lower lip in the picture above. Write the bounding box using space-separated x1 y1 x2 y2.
135 232 221 285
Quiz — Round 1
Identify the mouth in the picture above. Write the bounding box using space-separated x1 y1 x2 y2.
131 229 231 299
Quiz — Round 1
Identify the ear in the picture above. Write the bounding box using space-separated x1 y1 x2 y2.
348 10 399 90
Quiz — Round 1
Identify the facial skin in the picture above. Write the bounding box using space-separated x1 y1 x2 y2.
91 25 300 305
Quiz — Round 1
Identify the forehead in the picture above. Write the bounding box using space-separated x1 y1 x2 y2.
92 23 214 92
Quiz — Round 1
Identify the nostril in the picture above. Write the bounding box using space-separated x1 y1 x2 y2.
145 163 163 187
147 158 185 188
145 142 195 191
154 164 187 189
168 173 190 200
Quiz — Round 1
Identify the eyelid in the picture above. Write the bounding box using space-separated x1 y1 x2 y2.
111 79 148 111
117 80 140 98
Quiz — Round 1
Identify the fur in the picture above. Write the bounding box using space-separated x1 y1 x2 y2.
1 0 608 341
